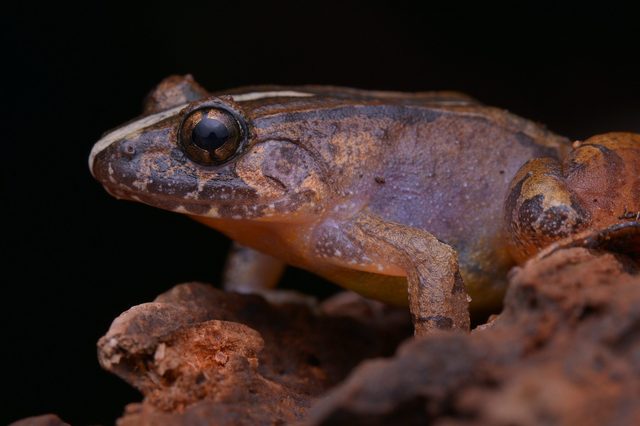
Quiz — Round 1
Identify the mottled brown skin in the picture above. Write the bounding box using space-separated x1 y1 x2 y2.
142 74 209 114
90 75 567 334
505 132 640 263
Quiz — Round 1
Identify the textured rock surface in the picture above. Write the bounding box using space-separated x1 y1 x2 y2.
97 246 639 425
308 247 640 425
97 284 411 425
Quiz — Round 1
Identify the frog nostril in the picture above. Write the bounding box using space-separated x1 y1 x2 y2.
121 141 136 157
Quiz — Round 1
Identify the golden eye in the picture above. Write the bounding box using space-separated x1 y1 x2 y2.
179 107 244 165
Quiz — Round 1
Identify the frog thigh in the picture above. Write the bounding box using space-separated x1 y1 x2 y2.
505 132 640 262
339 211 470 335
504 157 590 262
223 242 286 293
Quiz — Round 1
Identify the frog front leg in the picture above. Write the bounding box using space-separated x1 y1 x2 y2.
337 211 470 335
223 242 286 293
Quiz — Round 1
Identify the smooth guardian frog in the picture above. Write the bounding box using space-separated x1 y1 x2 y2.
90 75 570 335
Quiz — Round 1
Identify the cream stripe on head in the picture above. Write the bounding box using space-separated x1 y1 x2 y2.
230 91 314 102
88 103 189 175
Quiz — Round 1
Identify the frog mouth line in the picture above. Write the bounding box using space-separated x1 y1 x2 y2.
102 183 248 206
101 182 264 218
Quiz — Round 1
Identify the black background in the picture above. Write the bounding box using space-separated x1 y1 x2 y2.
3 2 639 424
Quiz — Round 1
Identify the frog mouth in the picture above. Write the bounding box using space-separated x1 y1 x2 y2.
100 179 266 219
101 183 209 215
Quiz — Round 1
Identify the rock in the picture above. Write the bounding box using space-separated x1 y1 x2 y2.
97 284 411 425
98 245 639 425
9 414 70 426
307 247 640 425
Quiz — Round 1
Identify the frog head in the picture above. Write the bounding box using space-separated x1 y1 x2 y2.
90 75 338 223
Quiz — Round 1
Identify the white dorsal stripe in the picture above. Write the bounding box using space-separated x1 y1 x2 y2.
88 103 189 175
231 90 314 102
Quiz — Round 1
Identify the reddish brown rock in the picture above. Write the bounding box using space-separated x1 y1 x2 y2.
307 247 640 425
98 284 411 425
99 243 639 425
9 414 70 426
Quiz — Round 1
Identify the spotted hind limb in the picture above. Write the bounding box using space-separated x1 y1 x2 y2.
348 211 470 335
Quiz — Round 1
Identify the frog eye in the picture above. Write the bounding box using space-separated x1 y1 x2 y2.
179 107 244 165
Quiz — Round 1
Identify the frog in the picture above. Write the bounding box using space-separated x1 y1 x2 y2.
89 75 569 335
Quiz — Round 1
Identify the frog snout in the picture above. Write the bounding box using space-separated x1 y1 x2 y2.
91 139 132 188
120 141 137 157
90 134 139 179
89 102 187 178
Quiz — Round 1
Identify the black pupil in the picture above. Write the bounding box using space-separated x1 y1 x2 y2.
192 117 230 152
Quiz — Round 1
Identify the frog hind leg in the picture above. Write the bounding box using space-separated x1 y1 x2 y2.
223 242 286 293
504 157 590 263
223 243 317 307
348 211 470 335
